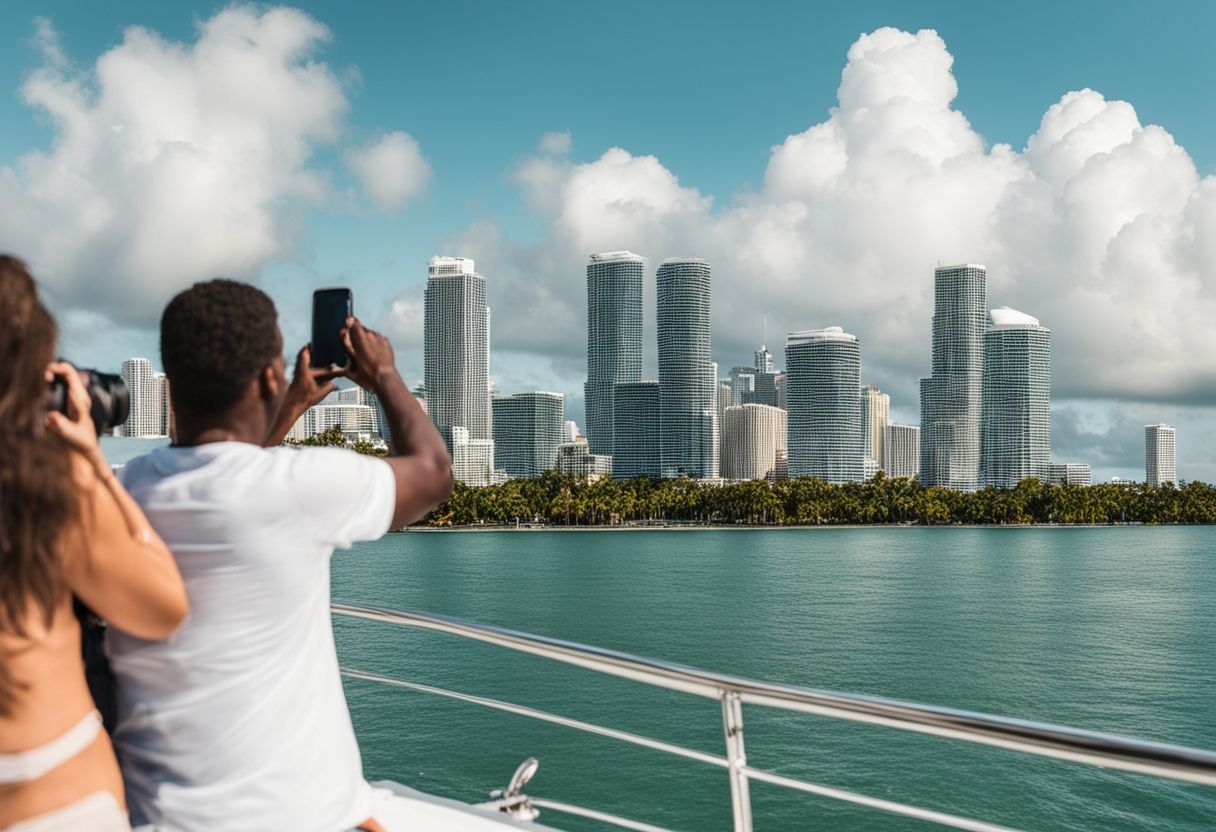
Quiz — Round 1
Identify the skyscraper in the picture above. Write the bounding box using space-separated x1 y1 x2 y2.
1145 424 1177 486
920 264 987 491
585 251 644 456
492 392 564 478
981 307 1051 488
859 384 890 465
121 358 163 437
786 328 863 483
612 381 661 479
721 403 787 481
657 257 716 478
424 256 491 455
155 372 173 438
883 425 920 479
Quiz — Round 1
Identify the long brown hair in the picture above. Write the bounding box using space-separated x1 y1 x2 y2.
0 255 79 715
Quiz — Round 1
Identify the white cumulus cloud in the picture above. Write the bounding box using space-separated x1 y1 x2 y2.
406 26 1216 427
0 6 425 325
345 131 431 214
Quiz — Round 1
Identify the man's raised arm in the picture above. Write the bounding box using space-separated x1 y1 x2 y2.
342 318 454 528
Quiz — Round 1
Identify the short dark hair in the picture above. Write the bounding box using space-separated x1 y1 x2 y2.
161 279 281 417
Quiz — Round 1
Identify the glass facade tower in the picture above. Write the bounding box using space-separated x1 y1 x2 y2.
786 327 863 483
424 256 491 454
612 381 662 479
492 392 565 478
980 307 1051 488
584 252 644 457
657 258 717 478
919 264 987 491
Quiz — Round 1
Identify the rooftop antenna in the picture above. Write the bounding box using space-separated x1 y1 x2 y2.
762 314 767 350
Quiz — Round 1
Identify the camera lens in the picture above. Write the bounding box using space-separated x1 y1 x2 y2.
46 368 130 435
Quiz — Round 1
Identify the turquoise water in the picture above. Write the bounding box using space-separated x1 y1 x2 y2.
332 527 1216 831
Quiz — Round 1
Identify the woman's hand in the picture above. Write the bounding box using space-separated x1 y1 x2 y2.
45 361 105 468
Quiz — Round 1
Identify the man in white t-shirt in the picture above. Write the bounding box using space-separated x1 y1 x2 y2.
110 279 453 831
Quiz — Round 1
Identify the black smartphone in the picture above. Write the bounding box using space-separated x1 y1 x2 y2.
310 288 353 369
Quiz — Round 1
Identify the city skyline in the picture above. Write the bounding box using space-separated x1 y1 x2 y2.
114 253 1184 487
9 5 1215 482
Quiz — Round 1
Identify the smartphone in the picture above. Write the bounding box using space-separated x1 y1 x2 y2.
310 288 353 369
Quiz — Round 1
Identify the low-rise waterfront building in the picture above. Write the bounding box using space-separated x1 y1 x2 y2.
1048 463 1092 486
721 403 787 481
451 425 496 486
557 441 612 482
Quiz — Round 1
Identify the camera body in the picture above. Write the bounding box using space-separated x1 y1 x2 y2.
47 369 130 435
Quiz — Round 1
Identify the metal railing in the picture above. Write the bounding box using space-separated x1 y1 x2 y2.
333 602 1216 831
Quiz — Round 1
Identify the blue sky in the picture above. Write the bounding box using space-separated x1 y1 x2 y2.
1 1 1215 481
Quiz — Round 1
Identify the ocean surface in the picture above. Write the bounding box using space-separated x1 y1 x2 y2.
333 527 1216 831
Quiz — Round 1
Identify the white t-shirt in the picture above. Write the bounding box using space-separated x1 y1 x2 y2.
110 442 396 832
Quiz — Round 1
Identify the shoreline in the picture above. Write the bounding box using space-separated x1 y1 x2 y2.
401 522 1159 533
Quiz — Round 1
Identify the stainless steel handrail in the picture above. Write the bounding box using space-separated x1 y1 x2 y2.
333 601 1216 830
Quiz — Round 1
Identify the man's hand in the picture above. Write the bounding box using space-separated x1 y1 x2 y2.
285 346 340 412
341 317 400 392
262 346 342 448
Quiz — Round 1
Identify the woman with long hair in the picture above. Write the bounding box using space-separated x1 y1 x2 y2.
0 255 188 831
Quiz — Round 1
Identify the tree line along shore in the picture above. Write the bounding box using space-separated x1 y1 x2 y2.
425 471 1216 527
288 427 1216 527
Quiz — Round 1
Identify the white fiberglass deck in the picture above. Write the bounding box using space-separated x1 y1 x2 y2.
369 781 562 830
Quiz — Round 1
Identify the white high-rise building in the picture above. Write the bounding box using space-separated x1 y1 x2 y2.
920 264 986 491
883 425 920 479
1145 424 1177 486
786 328 863 483
492 392 564 478
425 256 491 456
121 358 164 437
585 252 644 457
657 257 716 478
716 379 732 471
155 372 173 438
721 404 787 481
563 420 579 443
859 384 890 468
451 426 496 487
981 307 1051 488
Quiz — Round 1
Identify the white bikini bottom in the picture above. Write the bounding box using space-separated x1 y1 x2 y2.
0 710 103 785
3 791 128 831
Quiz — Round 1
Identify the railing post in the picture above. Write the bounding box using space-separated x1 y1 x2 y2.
721 691 753 832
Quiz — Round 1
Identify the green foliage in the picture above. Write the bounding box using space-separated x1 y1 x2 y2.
285 425 387 457
423 474 1216 527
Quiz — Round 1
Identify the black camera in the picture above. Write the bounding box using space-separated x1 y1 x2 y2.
48 368 130 435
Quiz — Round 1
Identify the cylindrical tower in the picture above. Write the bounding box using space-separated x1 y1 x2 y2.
786 327 863 483
657 257 715 479
981 307 1051 488
584 252 644 456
